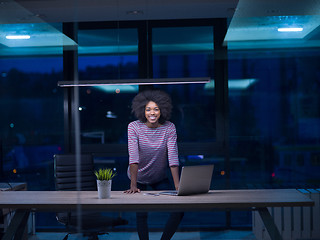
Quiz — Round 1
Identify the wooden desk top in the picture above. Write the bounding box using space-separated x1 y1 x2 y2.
0 189 313 212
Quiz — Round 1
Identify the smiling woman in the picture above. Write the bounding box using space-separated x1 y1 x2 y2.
144 101 161 127
125 89 184 240
131 89 172 126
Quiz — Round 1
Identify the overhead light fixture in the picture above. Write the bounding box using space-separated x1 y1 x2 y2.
277 27 303 32
6 35 31 40
58 77 210 87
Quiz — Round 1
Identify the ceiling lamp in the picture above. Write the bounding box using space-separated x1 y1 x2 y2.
6 35 30 39
58 77 210 87
277 27 303 32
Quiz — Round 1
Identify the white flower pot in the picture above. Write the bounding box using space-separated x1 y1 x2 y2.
97 180 112 199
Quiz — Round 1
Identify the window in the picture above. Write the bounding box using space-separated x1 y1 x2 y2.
228 49 320 187
0 55 64 189
77 28 139 144
152 26 215 142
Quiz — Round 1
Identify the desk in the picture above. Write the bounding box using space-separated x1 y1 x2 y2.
0 189 314 240
0 183 27 237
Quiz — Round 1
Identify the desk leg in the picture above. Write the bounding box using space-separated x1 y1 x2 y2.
257 207 282 240
1 209 30 240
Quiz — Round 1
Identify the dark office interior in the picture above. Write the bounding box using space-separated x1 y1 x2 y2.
1 0 320 239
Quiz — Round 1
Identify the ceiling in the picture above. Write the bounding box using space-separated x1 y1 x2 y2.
225 0 320 49
0 0 236 56
1 0 320 56
1 0 238 24
2 0 318 24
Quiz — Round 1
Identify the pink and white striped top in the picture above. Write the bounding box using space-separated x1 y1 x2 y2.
127 120 179 184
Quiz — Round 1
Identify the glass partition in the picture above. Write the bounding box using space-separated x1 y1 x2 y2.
3 16 319 234
226 10 320 228
0 22 66 229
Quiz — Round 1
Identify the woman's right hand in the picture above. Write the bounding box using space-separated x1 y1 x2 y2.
124 186 140 194
124 163 140 194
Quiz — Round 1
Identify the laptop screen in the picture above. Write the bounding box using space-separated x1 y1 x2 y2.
177 164 214 196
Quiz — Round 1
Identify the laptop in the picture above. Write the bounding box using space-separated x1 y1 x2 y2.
159 164 214 196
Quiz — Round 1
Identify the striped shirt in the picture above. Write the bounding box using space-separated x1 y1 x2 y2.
127 120 179 184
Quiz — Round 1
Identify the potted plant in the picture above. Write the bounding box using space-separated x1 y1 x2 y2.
94 168 116 199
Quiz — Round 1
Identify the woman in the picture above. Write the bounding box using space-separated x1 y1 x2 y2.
124 89 184 240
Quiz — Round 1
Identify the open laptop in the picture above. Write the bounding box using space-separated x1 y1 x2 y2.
159 164 214 196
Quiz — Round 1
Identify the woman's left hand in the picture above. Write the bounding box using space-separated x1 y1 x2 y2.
124 186 141 194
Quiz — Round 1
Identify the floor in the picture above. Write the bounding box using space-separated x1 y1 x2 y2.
28 230 257 240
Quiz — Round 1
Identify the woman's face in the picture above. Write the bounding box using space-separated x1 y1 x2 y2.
145 101 161 126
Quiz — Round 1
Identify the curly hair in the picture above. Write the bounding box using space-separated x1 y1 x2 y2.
131 89 172 124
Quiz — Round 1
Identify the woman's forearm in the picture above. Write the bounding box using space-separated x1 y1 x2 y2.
130 163 139 188
170 166 180 190
124 163 140 193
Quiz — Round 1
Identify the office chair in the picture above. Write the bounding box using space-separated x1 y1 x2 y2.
54 154 128 240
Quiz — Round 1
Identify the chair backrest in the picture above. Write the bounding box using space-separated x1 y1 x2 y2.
54 154 97 191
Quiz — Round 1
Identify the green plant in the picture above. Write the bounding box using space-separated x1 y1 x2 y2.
94 168 117 181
